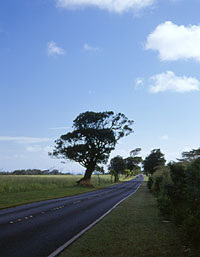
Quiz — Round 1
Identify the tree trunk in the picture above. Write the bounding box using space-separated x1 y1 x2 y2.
76 165 95 187
114 174 119 183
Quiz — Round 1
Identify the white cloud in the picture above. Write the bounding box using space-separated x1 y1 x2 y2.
146 21 200 61
161 135 169 140
0 136 52 144
56 0 156 13
47 41 65 56
135 78 144 88
149 71 200 93
84 43 100 52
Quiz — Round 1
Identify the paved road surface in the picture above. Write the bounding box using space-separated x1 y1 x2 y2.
0 175 143 257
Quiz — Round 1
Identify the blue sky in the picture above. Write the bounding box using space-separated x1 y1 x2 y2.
0 0 200 173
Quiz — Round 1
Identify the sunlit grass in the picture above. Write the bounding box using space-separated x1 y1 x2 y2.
0 174 130 209
60 182 188 257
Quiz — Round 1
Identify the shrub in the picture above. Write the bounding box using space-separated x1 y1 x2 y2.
147 157 200 248
147 176 153 190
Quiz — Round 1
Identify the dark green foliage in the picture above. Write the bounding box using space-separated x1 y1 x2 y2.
50 111 133 183
108 155 126 182
178 147 200 161
147 176 153 190
130 148 141 157
125 156 142 176
143 149 166 175
124 148 143 177
148 149 200 248
11 169 64 175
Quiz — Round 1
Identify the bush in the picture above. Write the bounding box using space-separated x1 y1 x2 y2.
147 176 153 190
151 167 169 195
147 158 200 248
157 168 173 218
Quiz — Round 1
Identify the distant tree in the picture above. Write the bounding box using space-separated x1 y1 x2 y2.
65 172 73 175
48 169 60 175
130 148 141 157
0 169 9 175
125 148 143 177
143 149 166 176
50 111 133 187
12 169 44 175
11 169 64 175
178 147 200 161
125 157 142 176
108 155 126 183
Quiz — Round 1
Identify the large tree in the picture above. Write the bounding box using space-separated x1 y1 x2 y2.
143 149 166 176
50 111 133 186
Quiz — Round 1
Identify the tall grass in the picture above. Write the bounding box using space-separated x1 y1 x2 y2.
0 174 131 209
0 175 114 193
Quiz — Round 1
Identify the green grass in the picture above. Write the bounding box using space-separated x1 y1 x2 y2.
0 174 129 209
60 182 189 257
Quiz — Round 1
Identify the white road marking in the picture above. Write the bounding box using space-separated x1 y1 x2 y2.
47 181 143 257
73 201 81 204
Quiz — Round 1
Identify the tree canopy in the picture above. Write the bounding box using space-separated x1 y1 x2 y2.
50 111 133 186
143 149 166 176
178 147 200 161
124 148 143 177
108 155 126 183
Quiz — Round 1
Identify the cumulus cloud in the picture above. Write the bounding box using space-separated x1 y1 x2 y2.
83 43 100 52
56 0 156 13
0 136 52 144
149 71 200 93
47 41 65 56
146 21 200 61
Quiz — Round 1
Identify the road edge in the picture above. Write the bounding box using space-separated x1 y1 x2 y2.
47 178 143 257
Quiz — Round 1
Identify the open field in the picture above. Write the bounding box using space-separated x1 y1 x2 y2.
60 182 190 257
0 174 129 209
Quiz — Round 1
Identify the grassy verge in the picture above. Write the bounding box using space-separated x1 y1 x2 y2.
60 182 189 257
0 174 129 209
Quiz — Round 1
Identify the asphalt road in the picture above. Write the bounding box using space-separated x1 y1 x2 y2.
0 175 143 257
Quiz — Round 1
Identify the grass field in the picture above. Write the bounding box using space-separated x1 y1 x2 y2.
0 174 128 209
60 182 190 257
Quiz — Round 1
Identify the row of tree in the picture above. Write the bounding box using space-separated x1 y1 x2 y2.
0 169 72 175
108 148 143 182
